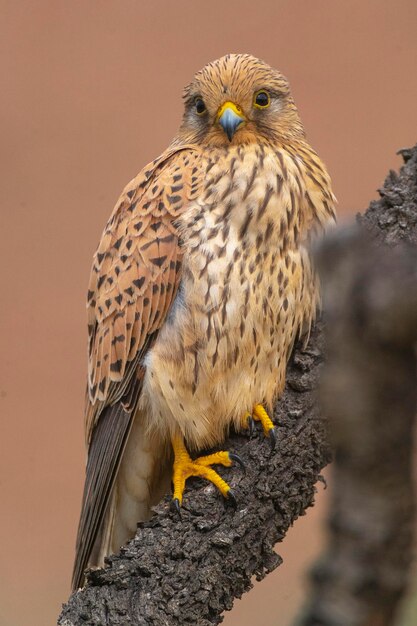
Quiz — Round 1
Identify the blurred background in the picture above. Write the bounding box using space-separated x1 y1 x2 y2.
1 1 416 624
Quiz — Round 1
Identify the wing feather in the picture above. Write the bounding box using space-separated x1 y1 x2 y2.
72 145 203 590
71 402 131 592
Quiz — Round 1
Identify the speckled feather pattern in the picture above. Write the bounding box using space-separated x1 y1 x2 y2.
140 140 334 449
73 53 335 589
85 145 202 441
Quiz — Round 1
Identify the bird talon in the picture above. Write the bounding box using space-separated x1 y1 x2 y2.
268 428 277 451
170 497 182 519
226 489 237 509
253 404 276 438
242 411 255 437
229 453 246 473
248 416 255 437
171 435 235 506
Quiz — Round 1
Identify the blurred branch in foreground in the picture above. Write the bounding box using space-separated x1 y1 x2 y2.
59 147 417 626
296 146 417 626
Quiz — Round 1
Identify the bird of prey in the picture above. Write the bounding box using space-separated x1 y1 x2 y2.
72 53 336 590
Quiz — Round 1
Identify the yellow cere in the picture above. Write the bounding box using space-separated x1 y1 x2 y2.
216 100 245 121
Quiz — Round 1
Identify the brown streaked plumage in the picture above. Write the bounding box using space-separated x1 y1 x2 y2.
72 53 336 590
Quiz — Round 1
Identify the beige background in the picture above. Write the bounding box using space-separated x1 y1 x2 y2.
1 1 416 625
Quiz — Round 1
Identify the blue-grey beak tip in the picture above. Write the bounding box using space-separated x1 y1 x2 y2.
219 108 243 141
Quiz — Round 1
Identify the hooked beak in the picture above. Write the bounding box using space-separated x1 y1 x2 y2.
217 101 245 141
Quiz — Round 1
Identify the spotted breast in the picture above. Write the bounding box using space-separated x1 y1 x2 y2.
139 139 333 450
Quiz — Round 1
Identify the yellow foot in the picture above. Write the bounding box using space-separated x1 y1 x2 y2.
171 434 244 513
243 404 276 449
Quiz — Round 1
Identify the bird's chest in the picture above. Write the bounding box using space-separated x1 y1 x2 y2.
178 197 300 382
140 148 312 446
177 150 303 364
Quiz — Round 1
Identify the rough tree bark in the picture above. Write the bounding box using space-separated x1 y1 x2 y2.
295 147 417 626
59 146 417 626
296 232 417 626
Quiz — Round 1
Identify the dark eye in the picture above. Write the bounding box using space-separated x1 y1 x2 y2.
254 90 270 109
195 98 206 115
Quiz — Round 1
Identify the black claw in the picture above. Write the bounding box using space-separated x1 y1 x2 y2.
268 428 277 451
248 415 255 437
226 489 237 509
229 453 246 473
170 498 182 519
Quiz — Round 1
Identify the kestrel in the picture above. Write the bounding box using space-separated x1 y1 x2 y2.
72 53 336 590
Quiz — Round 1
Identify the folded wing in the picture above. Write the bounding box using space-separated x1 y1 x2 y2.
72 145 202 590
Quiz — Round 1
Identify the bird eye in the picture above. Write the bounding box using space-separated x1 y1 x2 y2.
254 90 270 109
195 98 206 115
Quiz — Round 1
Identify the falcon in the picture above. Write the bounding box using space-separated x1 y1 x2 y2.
72 53 336 590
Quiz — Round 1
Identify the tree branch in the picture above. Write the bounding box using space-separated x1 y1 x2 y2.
295 146 417 626
59 145 417 626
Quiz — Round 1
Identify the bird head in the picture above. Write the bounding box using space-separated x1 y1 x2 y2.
178 53 305 147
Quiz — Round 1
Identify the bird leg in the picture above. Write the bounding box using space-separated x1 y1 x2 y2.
171 434 243 511
243 404 276 449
